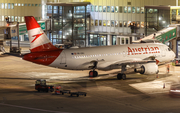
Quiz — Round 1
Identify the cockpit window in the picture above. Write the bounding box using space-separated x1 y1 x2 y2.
168 48 171 51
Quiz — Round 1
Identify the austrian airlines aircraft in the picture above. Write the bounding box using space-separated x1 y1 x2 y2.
23 16 175 80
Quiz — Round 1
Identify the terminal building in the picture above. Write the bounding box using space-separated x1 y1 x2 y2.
0 0 180 57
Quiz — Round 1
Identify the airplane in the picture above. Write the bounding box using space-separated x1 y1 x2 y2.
23 16 176 80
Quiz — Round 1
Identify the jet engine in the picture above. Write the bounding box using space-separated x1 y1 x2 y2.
134 63 158 75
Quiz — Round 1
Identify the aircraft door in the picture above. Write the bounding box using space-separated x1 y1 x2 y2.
160 46 166 57
60 51 66 64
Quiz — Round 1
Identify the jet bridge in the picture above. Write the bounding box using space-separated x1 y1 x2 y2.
133 25 180 57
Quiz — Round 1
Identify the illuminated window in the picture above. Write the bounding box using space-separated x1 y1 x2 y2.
99 6 102 12
115 6 118 13
11 16 14 21
103 20 106 26
107 20 110 26
128 21 131 27
128 7 131 13
95 6 98 12
18 3 21 6
136 21 140 28
111 6 114 12
11 3 14 9
141 22 144 28
119 21 122 27
107 6 110 12
95 20 98 26
154 9 158 13
91 5 94 12
22 4 24 6
99 20 102 26
115 21 118 27
103 6 106 12
15 3 17 6
91 19 94 26
8 3 10 9
141 7 144 13
18 16 20 22
111 20 114 27
132 7 136 13
15 16 17 21
2 3 4 9
2 16 4 21
5 3 7 9
22 17 24 22
137 7 140 13
124 6 127 13
124 21 127 27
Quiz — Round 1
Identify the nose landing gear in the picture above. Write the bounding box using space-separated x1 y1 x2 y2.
89 70 98 77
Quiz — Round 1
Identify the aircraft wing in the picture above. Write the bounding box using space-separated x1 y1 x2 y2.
97 57 156 69
81 56 156 69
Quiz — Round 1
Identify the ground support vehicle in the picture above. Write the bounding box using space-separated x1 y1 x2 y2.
70 92 87 97
35 79 54 92
60 90 71 95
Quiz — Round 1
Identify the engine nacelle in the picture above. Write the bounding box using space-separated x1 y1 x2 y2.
134 63 158 75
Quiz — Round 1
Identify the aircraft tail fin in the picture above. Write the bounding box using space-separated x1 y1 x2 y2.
24 16 58 52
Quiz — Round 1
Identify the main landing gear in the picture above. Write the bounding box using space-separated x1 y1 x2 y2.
89 70 98 77
117 73 126 80
117 65 127 80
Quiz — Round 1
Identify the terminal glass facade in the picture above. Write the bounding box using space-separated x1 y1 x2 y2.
145 6 170 36
47 3 90 47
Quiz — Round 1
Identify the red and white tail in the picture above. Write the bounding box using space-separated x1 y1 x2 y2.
25 16 58 52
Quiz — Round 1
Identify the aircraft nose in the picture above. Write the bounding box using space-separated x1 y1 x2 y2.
172 51 176 58
174 52 176 58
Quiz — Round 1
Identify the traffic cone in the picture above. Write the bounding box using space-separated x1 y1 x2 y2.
163 83 165 89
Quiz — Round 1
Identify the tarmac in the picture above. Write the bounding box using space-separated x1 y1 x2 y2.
1 53 180 113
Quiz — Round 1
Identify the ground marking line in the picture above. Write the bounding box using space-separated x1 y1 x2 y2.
0 103 70 113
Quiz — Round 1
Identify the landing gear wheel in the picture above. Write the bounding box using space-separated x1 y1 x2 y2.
122 73 126 80
89 71 98 77
117 73 122 80
117 73 126 80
